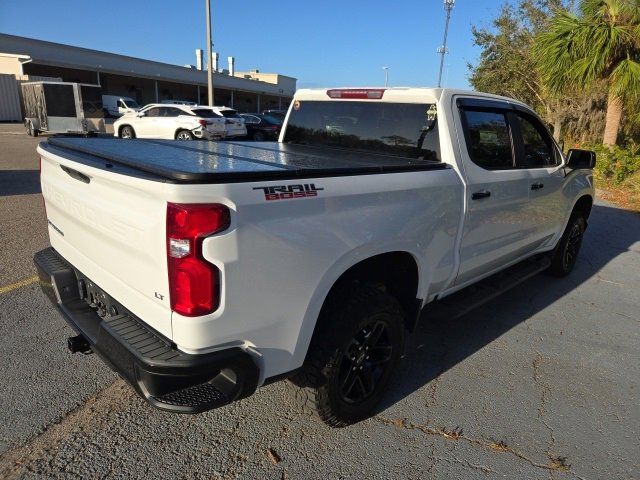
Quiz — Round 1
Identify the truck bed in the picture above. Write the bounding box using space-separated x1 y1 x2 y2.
44 137 446 183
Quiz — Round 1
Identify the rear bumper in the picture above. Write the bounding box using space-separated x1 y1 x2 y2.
34 247 259 413
195 127 225 140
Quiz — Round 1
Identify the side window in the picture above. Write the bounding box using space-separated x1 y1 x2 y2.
245 115 260 124
145 107 160 117
516 114 557 168
461 109 514 170
165 107 182 117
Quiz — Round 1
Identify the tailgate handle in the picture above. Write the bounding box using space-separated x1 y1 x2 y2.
60 165 91 184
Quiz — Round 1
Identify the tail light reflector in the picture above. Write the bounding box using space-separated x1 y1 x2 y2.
326 89 385 99
166 203 230 317
198 119 208 127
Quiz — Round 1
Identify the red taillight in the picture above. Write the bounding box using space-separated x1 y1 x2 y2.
326 89 385 100
166 203 230 317
198 119 208 127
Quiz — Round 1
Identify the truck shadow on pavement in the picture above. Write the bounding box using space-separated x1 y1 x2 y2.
376 202 639 414
0 170 41 196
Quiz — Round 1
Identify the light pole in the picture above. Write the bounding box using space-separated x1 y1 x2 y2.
437 0 455 88
205 0 214 106
382 66 389 87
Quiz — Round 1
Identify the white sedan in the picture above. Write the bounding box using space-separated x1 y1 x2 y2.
113 104 226 140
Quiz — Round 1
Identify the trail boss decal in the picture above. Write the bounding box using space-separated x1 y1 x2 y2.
253 183 324 201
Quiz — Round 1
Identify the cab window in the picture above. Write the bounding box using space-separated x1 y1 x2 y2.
461 109 514 170
516 114 558 168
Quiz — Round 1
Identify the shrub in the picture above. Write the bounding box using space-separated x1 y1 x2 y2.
590 143 640 184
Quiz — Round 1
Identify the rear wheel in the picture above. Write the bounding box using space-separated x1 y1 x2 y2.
548 214 586 277
293 283 405 427
252 131 265 141
176 129 194 140
120 125 135 139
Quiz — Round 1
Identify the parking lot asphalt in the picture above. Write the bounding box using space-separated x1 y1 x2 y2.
0 125 638 479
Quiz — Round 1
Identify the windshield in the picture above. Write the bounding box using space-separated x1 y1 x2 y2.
283 101 440 160
123 99 139 108
260 114 283 125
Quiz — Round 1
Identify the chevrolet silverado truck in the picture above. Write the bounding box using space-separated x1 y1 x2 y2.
34 88 595 427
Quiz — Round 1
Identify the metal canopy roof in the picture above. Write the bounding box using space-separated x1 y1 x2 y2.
0 34 295 96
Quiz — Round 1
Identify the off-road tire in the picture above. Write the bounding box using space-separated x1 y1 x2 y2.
292 283 405 427
548 213 586 277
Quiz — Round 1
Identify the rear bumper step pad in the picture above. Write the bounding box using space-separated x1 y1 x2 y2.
34 247 259 413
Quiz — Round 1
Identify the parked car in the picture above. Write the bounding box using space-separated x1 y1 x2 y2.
161 100 198 106
113 104 226 140
239 113 282 141
102 95 140 117
202 106 247 138
22 81 105 136
34 87 595 427
262 109 287 122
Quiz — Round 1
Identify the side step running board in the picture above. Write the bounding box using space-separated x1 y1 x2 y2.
425 256 551 321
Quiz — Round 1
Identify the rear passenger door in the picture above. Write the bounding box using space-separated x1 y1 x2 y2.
454 98 538 285
512 110 566 246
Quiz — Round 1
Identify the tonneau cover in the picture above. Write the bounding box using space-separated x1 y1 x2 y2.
44 137 446 183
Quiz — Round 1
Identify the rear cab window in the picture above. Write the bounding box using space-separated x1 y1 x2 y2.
283 101 441 161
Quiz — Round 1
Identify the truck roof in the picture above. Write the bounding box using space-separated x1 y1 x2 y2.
293 87 527 107
43 137 446 183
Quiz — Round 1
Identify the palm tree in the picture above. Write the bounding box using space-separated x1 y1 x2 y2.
535 0 640 146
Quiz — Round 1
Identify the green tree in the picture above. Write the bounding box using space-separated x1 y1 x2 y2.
468 0 573 140
535 0 640 146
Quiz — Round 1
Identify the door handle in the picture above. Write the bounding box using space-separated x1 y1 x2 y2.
531 182 544 190
471 190 491 200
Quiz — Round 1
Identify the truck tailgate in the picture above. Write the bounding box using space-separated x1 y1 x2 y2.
38 143 172 339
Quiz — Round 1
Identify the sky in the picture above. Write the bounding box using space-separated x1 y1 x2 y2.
0 1 509 90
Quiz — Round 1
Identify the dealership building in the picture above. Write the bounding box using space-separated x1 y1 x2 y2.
0 33 297 121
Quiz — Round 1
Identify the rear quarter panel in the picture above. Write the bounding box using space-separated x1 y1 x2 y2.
168 168 463 380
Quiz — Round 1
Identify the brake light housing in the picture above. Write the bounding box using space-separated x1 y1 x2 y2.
198 119 208 127
166 203 230 317
326 89 386 100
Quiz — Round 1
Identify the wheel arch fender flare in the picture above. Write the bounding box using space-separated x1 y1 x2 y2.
290 246 425 370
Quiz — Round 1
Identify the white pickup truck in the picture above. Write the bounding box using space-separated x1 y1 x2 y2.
34 88 595 427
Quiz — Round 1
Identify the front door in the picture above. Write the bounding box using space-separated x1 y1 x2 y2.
134 106 162 138
512 110 566 247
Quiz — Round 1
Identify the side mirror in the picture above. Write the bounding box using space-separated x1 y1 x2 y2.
566 149 596 169
136 111 145 117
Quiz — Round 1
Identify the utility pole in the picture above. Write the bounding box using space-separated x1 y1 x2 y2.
382 66 389 87
437 0 455 88
205 0 214 106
